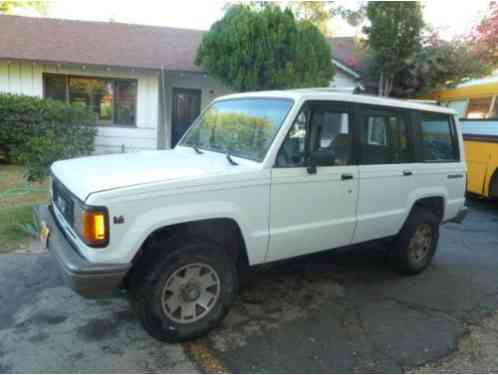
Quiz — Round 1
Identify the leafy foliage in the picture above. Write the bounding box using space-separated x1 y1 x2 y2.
472 1 498 68
0 1 47 14
195 4 335 91
292 1 332 35
394 33 491 97
364 2 424 96
0 94 97 181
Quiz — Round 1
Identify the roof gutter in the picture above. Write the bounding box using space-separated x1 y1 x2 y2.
332 59 360 80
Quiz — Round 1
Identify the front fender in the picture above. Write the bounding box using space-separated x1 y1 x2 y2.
119 200 268 265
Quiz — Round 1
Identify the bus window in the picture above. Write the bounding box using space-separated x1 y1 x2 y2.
466 97 494 119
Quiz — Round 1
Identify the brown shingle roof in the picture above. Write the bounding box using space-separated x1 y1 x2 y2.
327 36 368 75
0 15 365 75
0 15 205 71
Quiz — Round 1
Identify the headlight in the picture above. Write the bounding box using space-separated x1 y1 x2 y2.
73 202 109 247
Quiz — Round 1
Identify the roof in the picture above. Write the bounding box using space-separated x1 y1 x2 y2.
218 89 455 115
0 15 366 75
0 15 204 72
431 74 498 101
327 37 368 76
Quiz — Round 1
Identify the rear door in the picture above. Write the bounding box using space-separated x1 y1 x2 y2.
353 104 416 243
411 112 466 220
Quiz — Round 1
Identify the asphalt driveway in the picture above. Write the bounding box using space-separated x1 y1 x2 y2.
0 198 497 372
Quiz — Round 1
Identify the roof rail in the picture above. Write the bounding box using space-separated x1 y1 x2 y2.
292 86 361 94
405 99 439 105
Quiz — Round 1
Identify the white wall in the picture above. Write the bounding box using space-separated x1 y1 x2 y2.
329 69 358 89
0 60 160 154
0 61 43 96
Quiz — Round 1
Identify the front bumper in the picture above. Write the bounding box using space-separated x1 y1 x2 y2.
33 204 131 298
448 206 468 224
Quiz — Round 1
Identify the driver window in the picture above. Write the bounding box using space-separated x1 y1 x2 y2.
276 111 307 167
277 106 352 167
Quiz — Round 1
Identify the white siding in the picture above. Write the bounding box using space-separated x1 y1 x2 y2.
0 60 159 154
0 61 42 96
329 69 357 88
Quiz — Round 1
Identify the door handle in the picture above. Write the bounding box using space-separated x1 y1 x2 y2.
448 174 464 179
341 174 354 180
403 170 413 176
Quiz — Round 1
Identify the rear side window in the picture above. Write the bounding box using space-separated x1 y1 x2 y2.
359 108 411 165
420 113 458 162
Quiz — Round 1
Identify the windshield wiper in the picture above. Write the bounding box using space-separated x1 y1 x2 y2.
226 153 238 166
192 145 203 154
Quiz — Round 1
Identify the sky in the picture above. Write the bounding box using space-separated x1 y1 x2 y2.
14 0 493 40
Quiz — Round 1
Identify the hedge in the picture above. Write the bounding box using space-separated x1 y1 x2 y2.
0 94 97 181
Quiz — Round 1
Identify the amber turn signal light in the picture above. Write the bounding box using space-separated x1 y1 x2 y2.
82 210 108 246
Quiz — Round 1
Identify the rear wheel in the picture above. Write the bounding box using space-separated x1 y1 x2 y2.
130 239 238 342
392 208 440 275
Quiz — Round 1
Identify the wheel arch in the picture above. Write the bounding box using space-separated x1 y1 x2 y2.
123 217 250 289
489 168 498 198
406 195 446 226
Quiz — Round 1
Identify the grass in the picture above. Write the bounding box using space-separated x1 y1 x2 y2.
0 163 48 252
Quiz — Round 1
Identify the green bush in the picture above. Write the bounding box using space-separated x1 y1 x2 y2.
0 94 97 181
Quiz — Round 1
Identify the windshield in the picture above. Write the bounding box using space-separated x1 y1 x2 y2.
180 98 293 162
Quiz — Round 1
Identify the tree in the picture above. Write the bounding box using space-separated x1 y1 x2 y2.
292 1 332 35
394 33 491 97
224 1 366 36
195 4 335 91
0 1 47 14
364 2 424 96
472 1 498 69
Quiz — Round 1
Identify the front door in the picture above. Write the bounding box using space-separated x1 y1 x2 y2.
172 88 201 147
267 101 359 262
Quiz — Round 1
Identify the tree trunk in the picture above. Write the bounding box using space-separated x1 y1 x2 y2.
384 74 393 97
378 71 384 96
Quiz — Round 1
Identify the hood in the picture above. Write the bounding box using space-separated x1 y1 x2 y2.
51 147 259 201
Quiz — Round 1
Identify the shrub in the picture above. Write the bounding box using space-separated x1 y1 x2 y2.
0 94 97 181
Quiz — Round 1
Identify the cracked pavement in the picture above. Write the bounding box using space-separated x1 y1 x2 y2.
0 198 497 372
204 198 498 373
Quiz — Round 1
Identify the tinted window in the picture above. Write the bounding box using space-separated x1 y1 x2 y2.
44 74 66 102
421 113 458 162
360 109 411 164
277 105 351 167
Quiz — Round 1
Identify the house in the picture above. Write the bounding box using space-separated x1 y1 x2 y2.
0 15 365 154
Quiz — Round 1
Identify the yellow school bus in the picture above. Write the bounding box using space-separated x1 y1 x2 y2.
432 76 498 198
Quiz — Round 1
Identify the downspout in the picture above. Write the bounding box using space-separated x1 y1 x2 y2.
160 65 168 149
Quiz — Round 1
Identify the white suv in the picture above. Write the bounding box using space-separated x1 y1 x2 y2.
35 89 467 342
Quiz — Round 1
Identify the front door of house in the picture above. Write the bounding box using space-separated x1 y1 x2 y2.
172 88 202 147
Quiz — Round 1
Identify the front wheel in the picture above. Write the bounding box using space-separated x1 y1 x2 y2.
130 239 238 342
392 208 440 275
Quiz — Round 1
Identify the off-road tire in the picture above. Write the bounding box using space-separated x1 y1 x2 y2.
129 238 238 342
392 208 440 275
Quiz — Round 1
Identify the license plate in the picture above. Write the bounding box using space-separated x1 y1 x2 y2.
39 221 50 250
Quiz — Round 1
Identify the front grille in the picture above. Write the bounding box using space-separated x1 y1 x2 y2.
52 178 74 226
